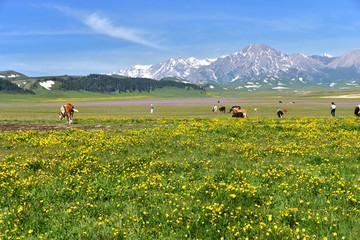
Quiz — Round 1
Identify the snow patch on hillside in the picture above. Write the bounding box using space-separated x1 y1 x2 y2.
39 80 55 90
0 74 20 78
272 86 290 90
16 81 26 87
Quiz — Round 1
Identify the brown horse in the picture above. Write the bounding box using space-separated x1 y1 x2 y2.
59 103 78 124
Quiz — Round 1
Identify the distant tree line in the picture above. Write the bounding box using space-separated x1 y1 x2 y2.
0 79 34 94
54 74 205 93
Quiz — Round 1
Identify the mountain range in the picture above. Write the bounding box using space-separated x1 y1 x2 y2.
112 44 360 85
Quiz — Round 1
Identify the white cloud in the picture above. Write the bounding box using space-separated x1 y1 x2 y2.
83 13 160 49
53 5 162 49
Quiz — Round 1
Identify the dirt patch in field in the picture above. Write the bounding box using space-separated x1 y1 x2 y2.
0 122 113 132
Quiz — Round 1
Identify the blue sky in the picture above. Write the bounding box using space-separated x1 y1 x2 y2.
1 0 360 76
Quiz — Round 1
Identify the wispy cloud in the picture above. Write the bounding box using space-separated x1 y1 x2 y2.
83 13 161 48
53 5 162 49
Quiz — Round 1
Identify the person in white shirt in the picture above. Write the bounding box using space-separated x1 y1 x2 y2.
331 102 336 117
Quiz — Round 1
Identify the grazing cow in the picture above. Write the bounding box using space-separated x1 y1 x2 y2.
254 108 257 112
219 106 226 113
59 103 79 124
212 105 218 113
232 108 248 118
277 109 284 118
279 100 283 103
229 106 241 113
355 105 360 117
283 109 289 112
211 106 218 112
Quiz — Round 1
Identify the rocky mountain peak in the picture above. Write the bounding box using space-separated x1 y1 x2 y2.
112 44 360 84
328 49 360 71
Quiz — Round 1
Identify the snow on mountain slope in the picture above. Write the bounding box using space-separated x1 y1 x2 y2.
113 57 216 80
114 65 152 78
112 44 360 84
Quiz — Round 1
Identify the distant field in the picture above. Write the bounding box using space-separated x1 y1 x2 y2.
0 98 359 120
0 87 209 104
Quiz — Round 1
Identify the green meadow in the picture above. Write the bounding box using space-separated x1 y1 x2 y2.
0 101 359 120
1 86 360 120
1 117 360 239
0 87 208 104
1 87 360 239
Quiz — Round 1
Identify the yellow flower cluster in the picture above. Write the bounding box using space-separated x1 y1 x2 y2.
0 117 359 239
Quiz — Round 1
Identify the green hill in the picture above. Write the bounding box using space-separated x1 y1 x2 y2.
30 74 205 93
0 73 208 103
0 80 33 94
0 70 27 79
1 73 206 94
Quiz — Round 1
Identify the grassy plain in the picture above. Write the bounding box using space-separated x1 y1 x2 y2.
0 98 359 120
1 87 360 239
1 86 360 119
1 117 360 239
0 87 208 104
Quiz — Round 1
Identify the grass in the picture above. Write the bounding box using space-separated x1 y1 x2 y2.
1 117 360 239
0 87 208 104
1 88 360 239
0 98 359 120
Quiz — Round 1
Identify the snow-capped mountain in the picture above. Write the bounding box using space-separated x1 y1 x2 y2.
115 57 216 80
112 44 360 84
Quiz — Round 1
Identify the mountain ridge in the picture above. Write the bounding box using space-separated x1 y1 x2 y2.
112 44 360 84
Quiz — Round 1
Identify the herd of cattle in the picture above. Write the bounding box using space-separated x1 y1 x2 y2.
212 104 360 118
211 105 249 118
58 102 360 124
212 105 284 118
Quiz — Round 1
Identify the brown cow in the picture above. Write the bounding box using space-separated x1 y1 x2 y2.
283 109 288 112
232 108 248 118
59 103 78 124
229 106 241 113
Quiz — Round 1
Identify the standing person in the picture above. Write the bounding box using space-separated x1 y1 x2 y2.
331 102 336 117
150 104 154 114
